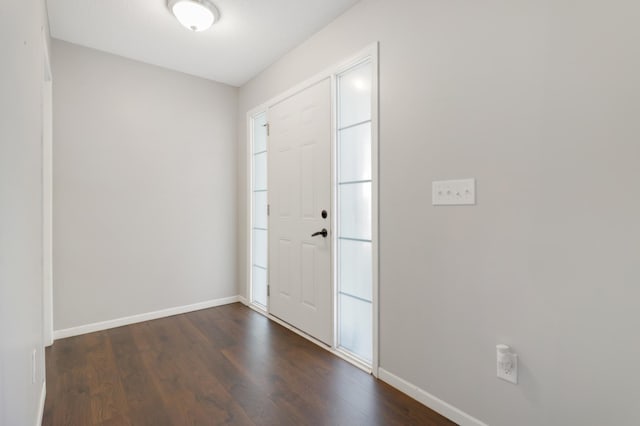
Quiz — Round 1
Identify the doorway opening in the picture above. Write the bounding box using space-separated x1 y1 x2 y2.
247 44 378 373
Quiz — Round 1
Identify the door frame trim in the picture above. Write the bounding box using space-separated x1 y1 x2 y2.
42 28 54 348
246 111 269 313
245 42 380 376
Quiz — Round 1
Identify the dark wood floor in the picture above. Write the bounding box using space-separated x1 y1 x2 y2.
43 303 456 425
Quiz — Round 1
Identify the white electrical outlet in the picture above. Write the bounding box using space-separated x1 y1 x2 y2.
496 344 518 384
432 178 476 205
31 349 37 384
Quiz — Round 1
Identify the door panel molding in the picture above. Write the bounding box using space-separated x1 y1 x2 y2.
268 78 332 345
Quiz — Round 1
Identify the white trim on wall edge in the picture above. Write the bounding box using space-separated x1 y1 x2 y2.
378 368 488 426
36 381 46 426
53 296 241 340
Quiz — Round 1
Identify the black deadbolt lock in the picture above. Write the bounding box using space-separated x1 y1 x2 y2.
321 210 328 219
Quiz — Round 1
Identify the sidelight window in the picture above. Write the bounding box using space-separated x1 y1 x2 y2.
336 61 374 363
251 112 268 309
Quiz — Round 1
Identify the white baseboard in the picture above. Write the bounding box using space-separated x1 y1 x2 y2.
378 368 488 426
238 295 248 305
53 296 240 340
36 381 46 426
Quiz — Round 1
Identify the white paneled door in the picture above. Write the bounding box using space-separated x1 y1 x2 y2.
268 78 333 345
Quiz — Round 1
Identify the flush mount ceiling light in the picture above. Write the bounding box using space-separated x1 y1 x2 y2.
168 0 220 32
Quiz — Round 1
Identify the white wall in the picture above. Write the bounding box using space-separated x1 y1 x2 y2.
0 0 50 424
237 1 640 425
52 40 238 331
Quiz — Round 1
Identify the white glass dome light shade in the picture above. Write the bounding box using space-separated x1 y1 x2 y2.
168 0 220 32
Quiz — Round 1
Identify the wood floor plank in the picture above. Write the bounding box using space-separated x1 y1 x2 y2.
107 326 174 426
177 315 298 425
44 303 457 425
137 318 255 425
85 331 130 424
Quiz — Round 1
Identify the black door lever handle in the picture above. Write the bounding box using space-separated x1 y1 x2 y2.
311 228 328 238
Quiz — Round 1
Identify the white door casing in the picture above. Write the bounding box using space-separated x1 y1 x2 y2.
268 78 333 345
43 30 54 347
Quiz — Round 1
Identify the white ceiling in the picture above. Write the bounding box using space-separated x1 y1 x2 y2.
47 0 359 87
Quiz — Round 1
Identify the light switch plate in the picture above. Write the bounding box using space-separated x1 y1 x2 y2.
432 178 476 205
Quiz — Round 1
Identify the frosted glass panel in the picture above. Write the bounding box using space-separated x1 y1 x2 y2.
339 295 372 362
253 113 267 153
339 239 372 301
339 182 372 240
339 123 371 183
253 191 268 229
252 266 267 308
254 152 267 191
339 62 372 128
336 60 374 365
252 229 267 268
251 111 268 309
